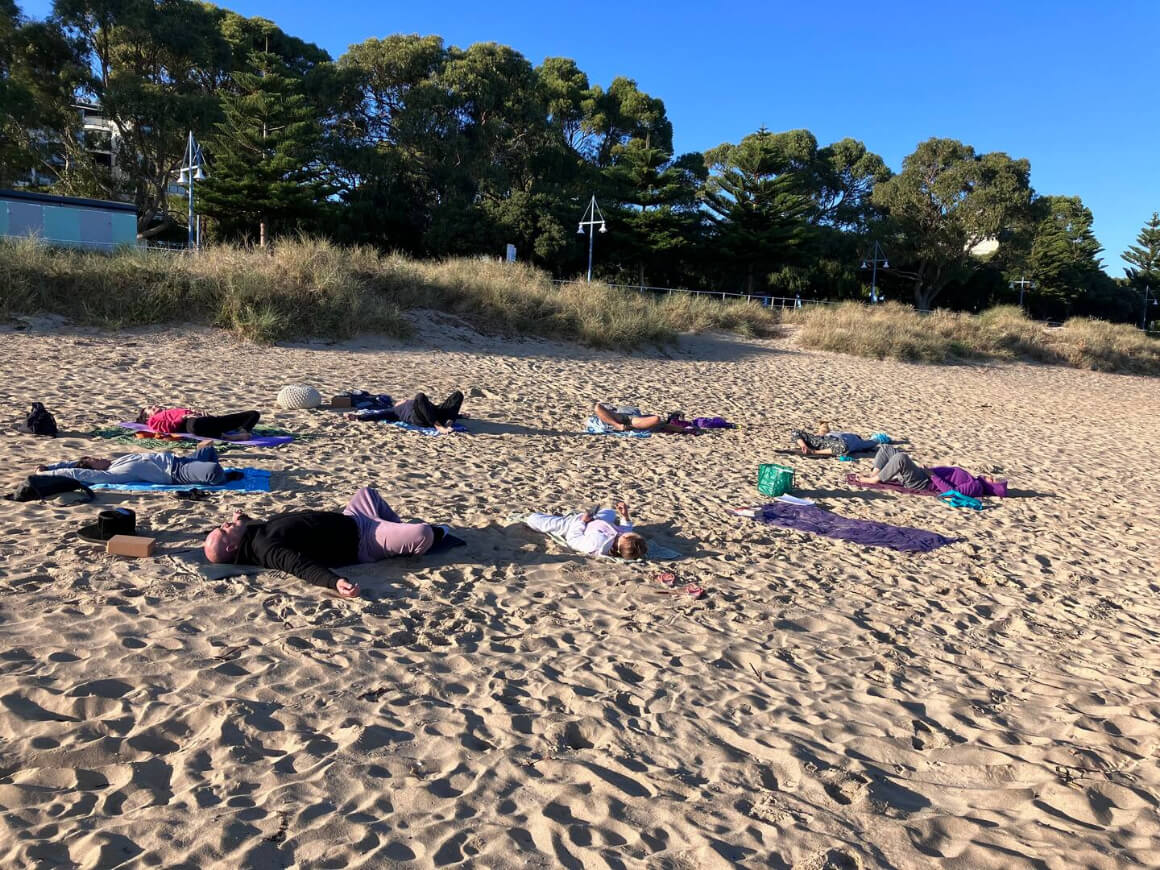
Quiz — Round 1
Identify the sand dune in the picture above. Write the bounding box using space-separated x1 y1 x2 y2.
1 316 1158 868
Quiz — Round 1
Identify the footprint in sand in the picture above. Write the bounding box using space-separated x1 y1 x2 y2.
821 769 870 806
910 719 951 751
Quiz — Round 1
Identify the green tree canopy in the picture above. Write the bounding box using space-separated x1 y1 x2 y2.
872 137 1031 310
702 127 816 293
197 50 331 245
1123 212 1160 290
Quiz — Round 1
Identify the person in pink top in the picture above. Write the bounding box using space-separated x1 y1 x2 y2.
136 405 261 440
525 500 648 559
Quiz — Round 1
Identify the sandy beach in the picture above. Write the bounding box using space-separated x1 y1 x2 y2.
1 316 1158 869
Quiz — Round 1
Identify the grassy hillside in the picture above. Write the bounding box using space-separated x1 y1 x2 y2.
792 302 1160 376
0 238 779 348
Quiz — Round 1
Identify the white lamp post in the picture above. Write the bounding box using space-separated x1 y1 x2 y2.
577 194 607 283
176 131 208 250
860 241 889 303
1010 275 1035 309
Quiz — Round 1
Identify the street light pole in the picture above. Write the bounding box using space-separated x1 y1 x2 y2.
1010 275 1034 309
860 241 889 303
177 131 207 250
577 194 607 283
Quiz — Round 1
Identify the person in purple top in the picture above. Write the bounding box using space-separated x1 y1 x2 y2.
856 445 1008 497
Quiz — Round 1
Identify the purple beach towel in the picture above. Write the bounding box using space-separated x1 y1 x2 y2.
845 473 938 496
118 422 294 447
748 502 960 552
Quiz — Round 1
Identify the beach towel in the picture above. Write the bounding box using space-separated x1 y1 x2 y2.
738 502 959 552
88 468 271 493
938 489 984 510
510 512 683 561
845 473 939 496
585 416 651 437
117 423 293 447
692 416 735 429
382 420 468 436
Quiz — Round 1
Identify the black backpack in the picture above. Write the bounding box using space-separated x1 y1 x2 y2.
24 402 58 437
5 474 95 503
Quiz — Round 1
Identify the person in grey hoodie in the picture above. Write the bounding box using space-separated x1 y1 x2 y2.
35 443 233 486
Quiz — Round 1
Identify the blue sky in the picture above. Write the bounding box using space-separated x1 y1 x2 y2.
19 0 1159 273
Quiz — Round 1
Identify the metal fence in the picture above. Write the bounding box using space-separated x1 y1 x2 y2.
555 279 1160 336
551 279 831 309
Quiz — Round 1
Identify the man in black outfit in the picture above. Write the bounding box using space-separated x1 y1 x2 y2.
203 487 453 597
346 391 464 433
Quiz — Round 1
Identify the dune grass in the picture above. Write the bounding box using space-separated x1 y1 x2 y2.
795 302 1160 376
0 237 780 348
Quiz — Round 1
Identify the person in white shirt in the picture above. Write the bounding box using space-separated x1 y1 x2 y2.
525 499 648 559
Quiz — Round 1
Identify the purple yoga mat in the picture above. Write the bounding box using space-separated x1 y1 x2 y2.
751 502 959 552
118 422 293 447
845 473 938 496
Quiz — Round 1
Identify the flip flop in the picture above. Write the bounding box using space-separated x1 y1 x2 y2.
684 583 705 600
657 571 677 587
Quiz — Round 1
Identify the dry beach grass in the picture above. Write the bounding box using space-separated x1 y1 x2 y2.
0 237 779 348
0 315 1158 868
795 301 1160 375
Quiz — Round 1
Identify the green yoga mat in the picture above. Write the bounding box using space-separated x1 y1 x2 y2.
89 425 295 451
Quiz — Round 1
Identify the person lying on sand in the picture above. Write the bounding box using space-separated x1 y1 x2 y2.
593 402 691 434
856 444 1008 497
346 390 464 434
136 405 261 441
203 486 452 597
526 500 648 559
791 421 879 457
36 443 238 486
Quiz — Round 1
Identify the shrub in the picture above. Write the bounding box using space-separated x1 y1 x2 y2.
795 301 1160 376
0 237 780 347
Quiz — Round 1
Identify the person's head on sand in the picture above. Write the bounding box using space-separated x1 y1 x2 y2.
614 532 647 560
136 404 163 424
815 419 831 435
204 511 249 563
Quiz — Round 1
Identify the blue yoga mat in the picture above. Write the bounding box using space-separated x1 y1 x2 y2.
88 468 271 493
382 421 468 436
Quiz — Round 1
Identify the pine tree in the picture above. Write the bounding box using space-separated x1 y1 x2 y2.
198 52 330 245
702 128 815 293
1123 212 1160 289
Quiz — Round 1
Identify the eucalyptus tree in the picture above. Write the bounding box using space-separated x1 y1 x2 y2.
872 138 1031 310
54 0 230 237
0 1 86 188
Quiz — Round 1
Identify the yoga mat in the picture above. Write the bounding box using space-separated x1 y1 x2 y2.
169 551 264 580
88 468 271 493
742 502 959 552
381 420 468 436
117 423 294 447
845 473 938 496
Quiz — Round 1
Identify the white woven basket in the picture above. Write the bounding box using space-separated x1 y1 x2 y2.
276 384 322 410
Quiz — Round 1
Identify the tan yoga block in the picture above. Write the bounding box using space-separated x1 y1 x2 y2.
106 535 155 558
330 395 352 408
